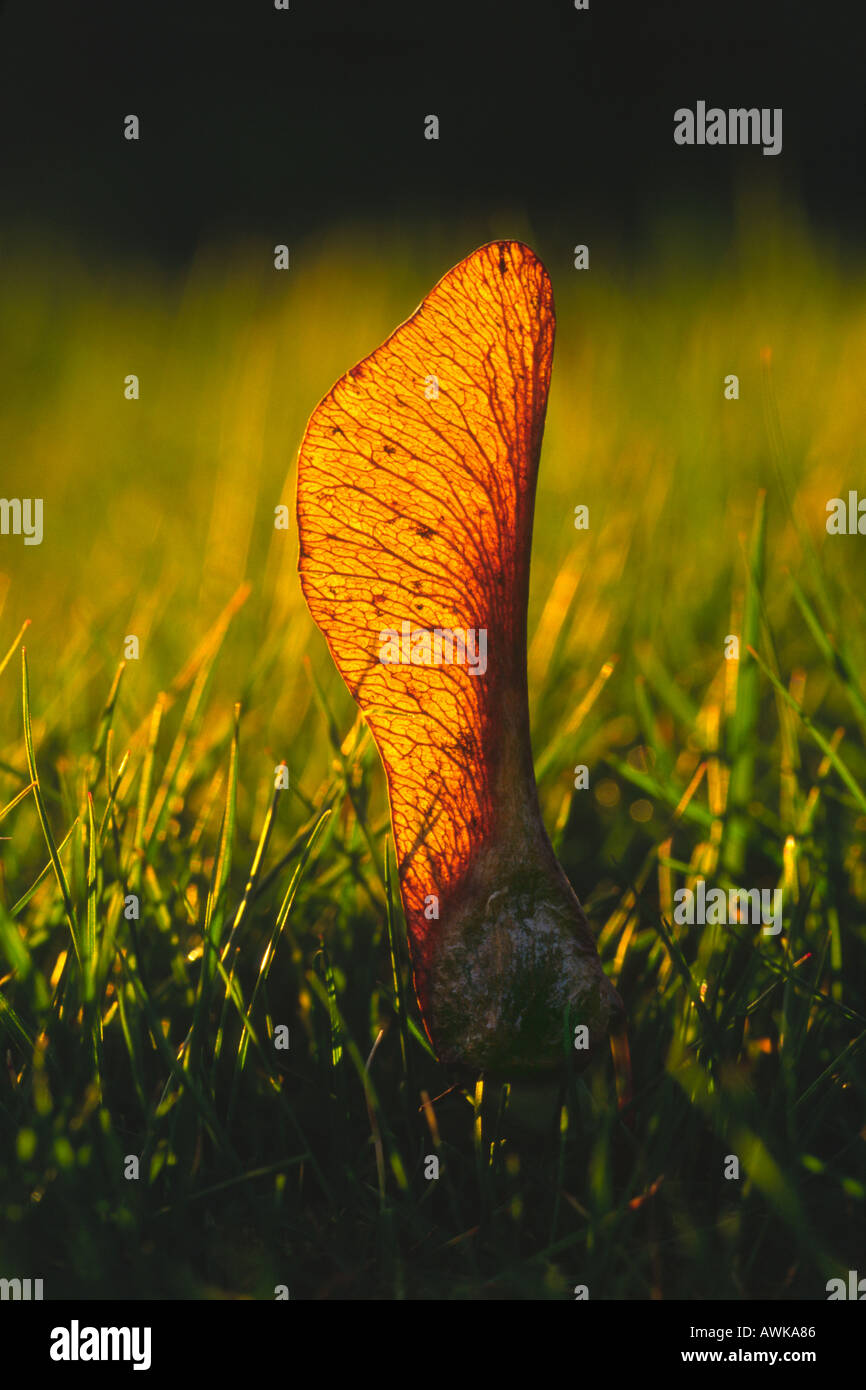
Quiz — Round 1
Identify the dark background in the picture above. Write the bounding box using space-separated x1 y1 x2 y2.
0 0 863 267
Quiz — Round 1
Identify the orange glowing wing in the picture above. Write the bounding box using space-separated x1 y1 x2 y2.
296 240 555 1008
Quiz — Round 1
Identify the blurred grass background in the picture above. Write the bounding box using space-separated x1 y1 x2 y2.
0 197 864 1298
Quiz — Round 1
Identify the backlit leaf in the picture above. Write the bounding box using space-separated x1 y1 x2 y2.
297 241 622 1073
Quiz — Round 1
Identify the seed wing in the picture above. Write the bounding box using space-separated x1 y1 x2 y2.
296 240 555 990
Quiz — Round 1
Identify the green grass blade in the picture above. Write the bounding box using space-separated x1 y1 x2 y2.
746 646 866 814
723 490 766 875
21 648 80 959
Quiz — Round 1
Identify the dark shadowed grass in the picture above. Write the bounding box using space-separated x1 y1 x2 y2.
0 212 864 1298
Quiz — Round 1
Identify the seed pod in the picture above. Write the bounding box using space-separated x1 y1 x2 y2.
297 240 623 1076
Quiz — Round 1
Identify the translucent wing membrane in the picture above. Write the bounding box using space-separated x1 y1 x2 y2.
297 243 554 1009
